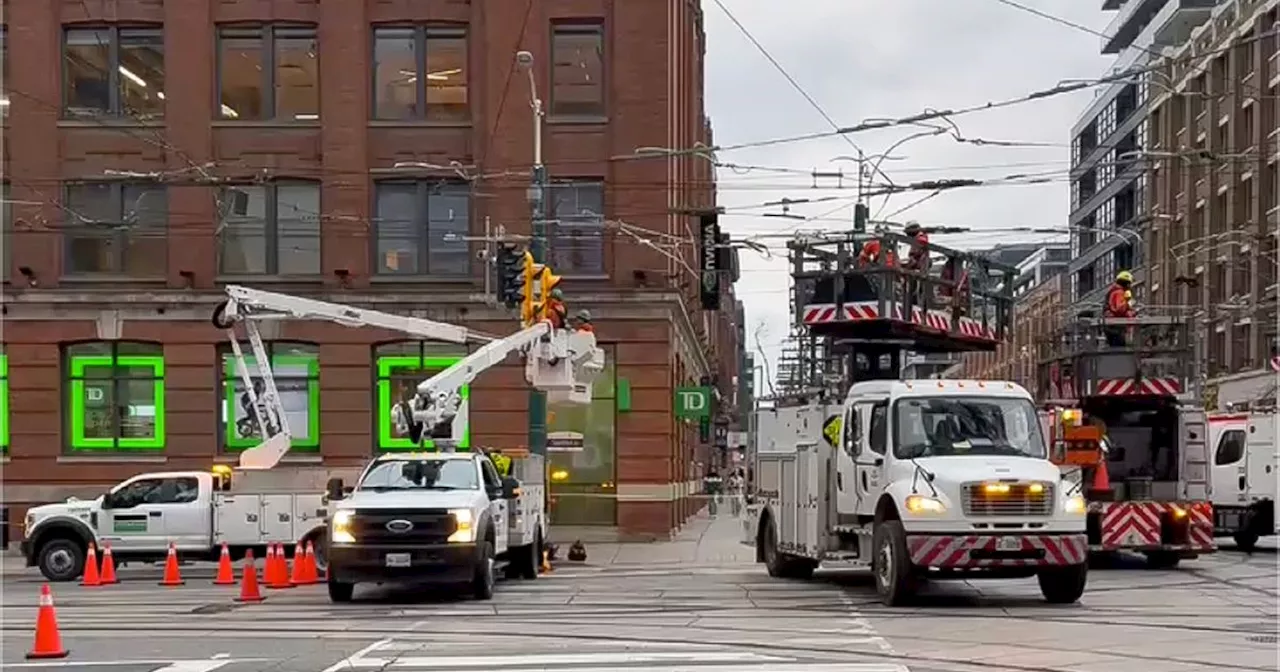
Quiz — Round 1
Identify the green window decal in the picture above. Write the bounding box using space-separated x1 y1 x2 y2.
376 354 469 452
0 353 9 452
221 343 320 451
66 342 165 452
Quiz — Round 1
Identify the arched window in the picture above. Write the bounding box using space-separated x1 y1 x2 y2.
373 341 468 452
219 341 320 452
64 341 165 452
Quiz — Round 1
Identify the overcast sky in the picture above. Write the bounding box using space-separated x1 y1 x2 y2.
701 0 1115 387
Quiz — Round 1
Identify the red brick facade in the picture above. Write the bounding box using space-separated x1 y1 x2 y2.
1 0 736 539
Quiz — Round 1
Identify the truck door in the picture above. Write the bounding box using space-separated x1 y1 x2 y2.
481 459 510 553
854 399 889 517
1179 407 1210 500
99 476 194 552
1210 423 1247 506
834 403 859 515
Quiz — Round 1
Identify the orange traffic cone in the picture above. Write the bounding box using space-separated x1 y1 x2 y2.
234 550 265 603
26 585 69 659
267 544 293 590
213 543 236 585
80 544 101 587
302 541 319 584
288 543 306 585
99 544 118 585
1092 461 1111 490
158 543 184 586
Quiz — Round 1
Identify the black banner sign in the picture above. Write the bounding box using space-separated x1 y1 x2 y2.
699 214 721 310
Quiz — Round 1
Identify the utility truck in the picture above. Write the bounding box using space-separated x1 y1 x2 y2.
744 230 1090 606
1208 411 1277 551
23 262 605 587
1037 310 1215 567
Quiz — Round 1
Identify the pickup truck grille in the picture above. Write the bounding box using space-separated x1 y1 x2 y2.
349 508 457 545
961 482 1053 517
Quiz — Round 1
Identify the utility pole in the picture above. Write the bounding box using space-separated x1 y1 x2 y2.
517 50 549 457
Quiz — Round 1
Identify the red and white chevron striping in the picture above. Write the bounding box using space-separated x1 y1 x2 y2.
906 534 1087 568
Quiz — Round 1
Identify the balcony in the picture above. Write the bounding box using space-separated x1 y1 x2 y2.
1103 0 1217 55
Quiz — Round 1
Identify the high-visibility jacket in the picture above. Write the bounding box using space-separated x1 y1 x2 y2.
857 241 896 267
906 231 930 270
1104 283 1134 318
546 300 567 328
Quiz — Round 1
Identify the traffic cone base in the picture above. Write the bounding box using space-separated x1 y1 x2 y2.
27 585 69 660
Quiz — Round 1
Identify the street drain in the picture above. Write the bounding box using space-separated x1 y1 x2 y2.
190 603 239 615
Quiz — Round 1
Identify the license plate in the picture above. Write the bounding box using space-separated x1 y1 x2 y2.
996 537 1022 551
385 553 411 568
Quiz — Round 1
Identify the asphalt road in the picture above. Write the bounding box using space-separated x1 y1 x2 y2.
1 541 1275 672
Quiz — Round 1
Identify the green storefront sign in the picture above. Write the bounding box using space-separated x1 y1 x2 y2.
675 386 712 420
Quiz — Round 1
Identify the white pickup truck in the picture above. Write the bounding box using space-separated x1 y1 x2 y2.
21 464 354 581
324 450 547 602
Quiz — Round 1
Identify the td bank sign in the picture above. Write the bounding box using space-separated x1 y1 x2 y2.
674 386 712 420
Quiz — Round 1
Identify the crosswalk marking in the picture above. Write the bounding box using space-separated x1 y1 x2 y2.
359 651 791 668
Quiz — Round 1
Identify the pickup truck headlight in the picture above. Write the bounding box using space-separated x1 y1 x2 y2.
331 510 356 544
1063 495 1087 515
904 495 946 515
448 508 475 543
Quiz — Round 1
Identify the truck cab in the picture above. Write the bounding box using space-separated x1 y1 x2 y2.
324 450 545 603
1210 412 1277 550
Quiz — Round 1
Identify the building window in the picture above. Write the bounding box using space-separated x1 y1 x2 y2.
217 25 319 121
373 181 470 276
64 341 165 452
373 341 471 452
216 181 321 276
547 349 616 526
548 181 605 274
63 26 165 119
63 182 168 277
372 26 469 121
220 342 320 452
551 23 605 117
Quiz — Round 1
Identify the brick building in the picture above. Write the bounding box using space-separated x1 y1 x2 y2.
0 0 742 540
1144 0 1280 408
951 274 1066 396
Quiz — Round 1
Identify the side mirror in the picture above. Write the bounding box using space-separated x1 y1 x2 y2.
501 476 520 500
326 477 345 502
100 492 115 509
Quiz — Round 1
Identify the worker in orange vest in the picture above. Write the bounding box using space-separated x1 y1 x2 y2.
902 223 931 307
1103 270 1135 346
545 288 568 329
569 309 594 333
857 239 896 267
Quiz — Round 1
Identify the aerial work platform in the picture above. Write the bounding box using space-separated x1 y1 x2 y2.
788 231 1016 354
1038 310 1195 402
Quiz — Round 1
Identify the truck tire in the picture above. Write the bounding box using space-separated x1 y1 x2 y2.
872 521 917 606
761 518 818 580
516 531 542 580
327 577 354 603
1232 530 1260 552
1037 563 1088 604
38 538 86 583
472 540 496 600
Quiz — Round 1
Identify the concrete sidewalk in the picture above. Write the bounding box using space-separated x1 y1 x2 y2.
559 508 754 567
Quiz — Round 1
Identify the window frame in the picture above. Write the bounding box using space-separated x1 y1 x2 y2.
216 180 322 277
218 341 321 452
549 21 606 119
546 179 606 275
371 180 472 277
0 353 8 452
64 341 166 452
370 24 470 122
1213 428 1246 465
62 181 169 277
61 25 165 119
215 24 319 122
373 341 471 452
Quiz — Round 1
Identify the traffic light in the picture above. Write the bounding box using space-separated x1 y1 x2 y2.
519 253 537 325
533 266 563 323
491 244 527 308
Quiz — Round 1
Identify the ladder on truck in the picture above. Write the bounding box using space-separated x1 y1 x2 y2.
211 285 606 471
787 229 1016 385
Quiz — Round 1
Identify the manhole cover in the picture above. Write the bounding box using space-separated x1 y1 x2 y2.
190 603 238 615
1247 635 1278 644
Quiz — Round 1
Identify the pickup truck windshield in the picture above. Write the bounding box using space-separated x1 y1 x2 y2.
358 459 480 491
893 396 1046 460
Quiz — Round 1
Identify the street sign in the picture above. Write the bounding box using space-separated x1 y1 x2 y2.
699 214 721 311
675 386 712 419
547 431 585 452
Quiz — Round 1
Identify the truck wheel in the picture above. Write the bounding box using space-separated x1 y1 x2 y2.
1037 563 1088 604
1144 551 1181 569
872 521 917 606
38 538 85 582
472 540 496 600
518 532 542 580
761 518 787 578
327 577 354 603
1232 530 1260 552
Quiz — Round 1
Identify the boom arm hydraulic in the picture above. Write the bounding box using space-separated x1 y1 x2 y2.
213 285 604 470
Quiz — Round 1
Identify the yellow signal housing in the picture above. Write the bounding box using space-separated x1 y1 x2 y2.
519 252 537 326
534 266 563 322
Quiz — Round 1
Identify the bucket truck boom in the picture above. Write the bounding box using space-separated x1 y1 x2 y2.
212 285 605 470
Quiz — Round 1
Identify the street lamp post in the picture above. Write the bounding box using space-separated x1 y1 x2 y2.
517 50 549 457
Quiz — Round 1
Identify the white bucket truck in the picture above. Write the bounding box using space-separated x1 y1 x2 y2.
744 380 1090 606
